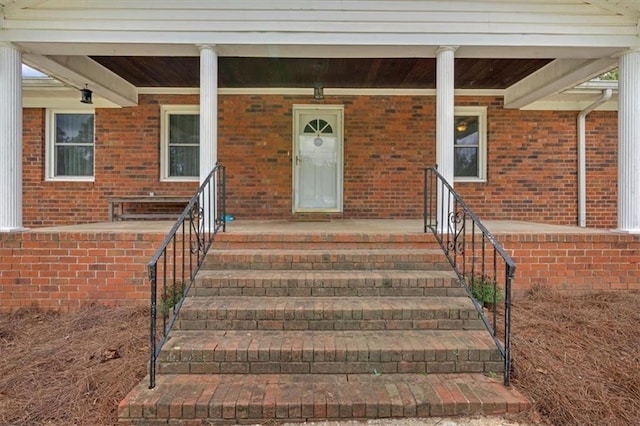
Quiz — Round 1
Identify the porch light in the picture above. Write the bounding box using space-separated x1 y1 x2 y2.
313 85 324 100
80 84 93 104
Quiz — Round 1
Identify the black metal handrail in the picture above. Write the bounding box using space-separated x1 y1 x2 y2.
147 164 226 389
423 166 515 386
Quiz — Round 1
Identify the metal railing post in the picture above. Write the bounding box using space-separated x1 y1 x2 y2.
146 164 226 389
423 165 516 387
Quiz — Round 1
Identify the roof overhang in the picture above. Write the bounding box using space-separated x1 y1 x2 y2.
6 0 637 109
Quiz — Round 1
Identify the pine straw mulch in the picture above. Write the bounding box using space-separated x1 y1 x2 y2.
509 287 640 426
0 304 148 426
0 290 638 425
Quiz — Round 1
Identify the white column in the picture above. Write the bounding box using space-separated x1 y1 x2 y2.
436 46 457 184
198 45 219 228
199 45 218 181
0 43 23 232
435 46 457 231
617 50 640 233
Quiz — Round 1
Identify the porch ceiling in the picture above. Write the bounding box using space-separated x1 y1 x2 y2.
90 57 553 89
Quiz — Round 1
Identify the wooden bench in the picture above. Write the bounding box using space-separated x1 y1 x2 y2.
108 196 192 221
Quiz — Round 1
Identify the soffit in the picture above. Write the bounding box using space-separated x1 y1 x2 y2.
90 57 553 90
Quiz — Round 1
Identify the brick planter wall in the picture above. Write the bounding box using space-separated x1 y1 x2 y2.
500 232 640 295
1 229 638 312
0 231 165 312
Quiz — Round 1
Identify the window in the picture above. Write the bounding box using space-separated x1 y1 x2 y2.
303 119 333 135
46 110 95 180
161 106 199 181
454 106 487 182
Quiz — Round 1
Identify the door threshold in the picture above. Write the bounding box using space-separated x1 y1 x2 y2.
289 213 334 222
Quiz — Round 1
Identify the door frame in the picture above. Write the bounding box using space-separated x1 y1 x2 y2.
292 104 344 213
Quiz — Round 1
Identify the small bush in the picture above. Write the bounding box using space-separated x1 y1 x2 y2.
469 276 503 307
160 281 186 315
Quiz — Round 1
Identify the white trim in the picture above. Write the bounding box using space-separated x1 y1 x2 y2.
138 87 200 95
160 105 200 182
45 108 96 182
22 53 138 107
137 87 506 97
0 43 24 231
453 106 487 183
292 104 344 213
504 58 618 109
617 50 640 232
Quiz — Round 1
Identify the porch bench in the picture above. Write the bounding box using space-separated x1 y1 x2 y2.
108 196 191 221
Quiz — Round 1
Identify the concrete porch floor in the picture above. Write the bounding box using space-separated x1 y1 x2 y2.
27 219 613 235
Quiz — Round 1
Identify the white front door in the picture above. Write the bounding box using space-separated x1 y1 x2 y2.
293 105 344 212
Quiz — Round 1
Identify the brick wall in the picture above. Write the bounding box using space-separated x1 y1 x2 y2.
499 233 640 295
2 229 637 312
21 94 618 228
0 231 164 312
457 98 617 228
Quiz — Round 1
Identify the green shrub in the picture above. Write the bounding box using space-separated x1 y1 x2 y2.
469 276 504 307
160 281 186 315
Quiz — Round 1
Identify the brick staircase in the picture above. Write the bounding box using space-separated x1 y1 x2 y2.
118 232 529 424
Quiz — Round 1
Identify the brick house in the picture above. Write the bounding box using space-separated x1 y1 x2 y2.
3 3 640 421
1 1 640 313
1 1 637 232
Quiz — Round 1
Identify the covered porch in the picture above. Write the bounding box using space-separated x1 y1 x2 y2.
0 1 639 232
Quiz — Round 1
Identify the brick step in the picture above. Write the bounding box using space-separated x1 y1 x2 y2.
191 269 465 297
214 232 440 249
118 373 530 423
201 248 451 271
157 330 503 375
174 296 484 331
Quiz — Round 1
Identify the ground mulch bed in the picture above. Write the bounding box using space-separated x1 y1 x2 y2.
509 287 640 425
0 290 638 425
0 305 148 425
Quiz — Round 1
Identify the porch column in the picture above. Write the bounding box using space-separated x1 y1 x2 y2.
436 46 457 184
0 43 23 232
199 45 218 181
617 50 640 233
198 45 218 227
435 46 457 230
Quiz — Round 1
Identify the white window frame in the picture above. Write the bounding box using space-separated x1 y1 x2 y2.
160 105 200 182
454 106 487 183
45 109 95 182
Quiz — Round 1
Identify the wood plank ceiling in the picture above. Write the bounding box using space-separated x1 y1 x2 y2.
90 57 553 89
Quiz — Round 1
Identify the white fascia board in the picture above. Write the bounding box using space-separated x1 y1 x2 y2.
503 57 619 109
585 0 640 19
523 99 618 111
15 42 200 57
9 42 626 60
21 53 138 106
1 1 48 13
21 78 122 108
3 29 640 50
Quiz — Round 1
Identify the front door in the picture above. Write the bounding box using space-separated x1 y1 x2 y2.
293 105 344 212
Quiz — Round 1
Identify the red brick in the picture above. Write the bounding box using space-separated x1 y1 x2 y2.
22 96 618 227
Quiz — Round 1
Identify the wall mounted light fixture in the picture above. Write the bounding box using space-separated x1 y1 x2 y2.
313 85 324 100
80 84 93 104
